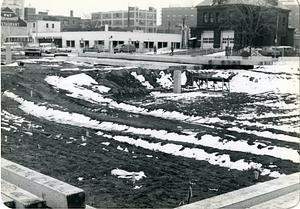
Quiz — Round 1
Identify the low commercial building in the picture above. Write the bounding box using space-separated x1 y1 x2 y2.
32 30 181 51
91 7 157 32
191 0 294 49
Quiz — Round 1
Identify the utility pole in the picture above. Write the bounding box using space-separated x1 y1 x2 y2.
296 0 300 65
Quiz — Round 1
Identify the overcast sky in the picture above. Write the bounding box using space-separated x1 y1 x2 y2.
24 0 203 23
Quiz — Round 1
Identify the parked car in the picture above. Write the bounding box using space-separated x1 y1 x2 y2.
1 42 24 53
83 45 106 53
39 43 57 54
259 46 281 58
114 44 136 53
276 46 297 57
24 44 42 56
57 47 72 53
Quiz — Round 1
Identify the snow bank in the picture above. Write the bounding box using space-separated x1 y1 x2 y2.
230 69 299 95
111 168 146 181
44 73 224 125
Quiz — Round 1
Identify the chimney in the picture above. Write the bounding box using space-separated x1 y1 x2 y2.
70 10 74 17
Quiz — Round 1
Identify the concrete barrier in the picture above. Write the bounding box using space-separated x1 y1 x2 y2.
81 52 273 66
1 179 46 208
1 194 15 208
1 158 85 209
175 172 299 209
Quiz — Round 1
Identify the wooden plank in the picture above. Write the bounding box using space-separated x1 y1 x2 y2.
1 158 85 209
1 180 46 208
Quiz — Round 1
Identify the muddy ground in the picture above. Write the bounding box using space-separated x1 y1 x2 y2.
1 59 299 208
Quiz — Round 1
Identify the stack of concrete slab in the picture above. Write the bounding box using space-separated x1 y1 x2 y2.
1 158 95 209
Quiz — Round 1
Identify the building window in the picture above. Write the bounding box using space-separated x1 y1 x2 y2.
52 23 54 28
203 13 208 23
222 38 234 44
33 22 35 28
203 38 214 43
216 12 219 23
66 40 71 47
209 13 214 23
158 42 168 49
71 40 75 47
46 23 49 28
282 17 286 26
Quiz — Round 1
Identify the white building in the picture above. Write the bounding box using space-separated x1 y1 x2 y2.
32 30 182 51
28 20 61 34
27 20 61 44
1 0 24 19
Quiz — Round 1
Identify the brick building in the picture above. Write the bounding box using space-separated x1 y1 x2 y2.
191 0 294 49
91 7 157 32
160 7 197 33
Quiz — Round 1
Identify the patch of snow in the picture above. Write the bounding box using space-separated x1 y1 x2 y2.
92 85 111 93
41 64 60 67
131 72 153 89
5 62 18 66
228 126 299 143
110 134 284 177
151 91 222 100
111 168 146 181
181 71 187 85
133 185 143 189
101 142 110 146
157 71 173 88
5 91 297 164
60 68 80 71
77 177 84 181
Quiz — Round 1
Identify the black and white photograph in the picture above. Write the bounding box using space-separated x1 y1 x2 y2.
0 0 299 208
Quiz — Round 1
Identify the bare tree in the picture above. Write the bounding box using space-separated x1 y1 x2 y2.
221 1 278 53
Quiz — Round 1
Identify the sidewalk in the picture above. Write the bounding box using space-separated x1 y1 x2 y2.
176 172 299 209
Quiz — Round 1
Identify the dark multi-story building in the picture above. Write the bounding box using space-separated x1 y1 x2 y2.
191 0 294 49
279 0 299 48
24 7 36 21
91 7 157 32
160 7 197 33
